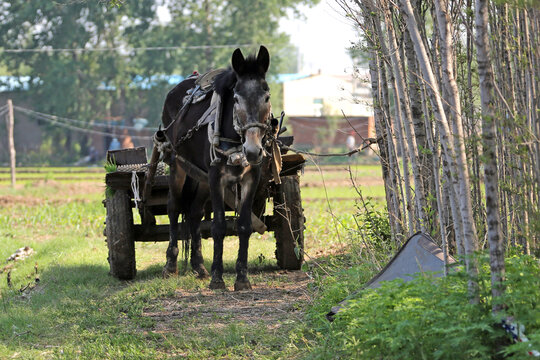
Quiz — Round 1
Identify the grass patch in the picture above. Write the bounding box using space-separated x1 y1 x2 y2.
1 164 372 359
300 253 540 360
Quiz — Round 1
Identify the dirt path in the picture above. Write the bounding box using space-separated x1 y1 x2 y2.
142 271 312 334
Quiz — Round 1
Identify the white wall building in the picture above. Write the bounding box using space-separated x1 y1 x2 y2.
282 72 372 118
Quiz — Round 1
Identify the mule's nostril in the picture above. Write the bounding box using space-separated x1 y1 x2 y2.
258 148 263 156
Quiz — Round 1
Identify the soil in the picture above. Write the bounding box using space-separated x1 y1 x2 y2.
0 181 102 207
142 271 312 333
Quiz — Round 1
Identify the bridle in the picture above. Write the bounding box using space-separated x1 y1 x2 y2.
231 86 272 144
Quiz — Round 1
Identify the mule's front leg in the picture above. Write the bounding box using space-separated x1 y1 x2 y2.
234 171 260 291
209 167 226 289
234 212 252 291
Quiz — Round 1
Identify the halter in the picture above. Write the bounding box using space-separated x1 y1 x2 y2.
208 95 272 167
232 110 272 140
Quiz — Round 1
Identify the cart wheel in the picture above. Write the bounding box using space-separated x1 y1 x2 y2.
105 189 136 280
273 175 305 270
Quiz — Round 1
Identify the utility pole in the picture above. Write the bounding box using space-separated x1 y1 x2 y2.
6 99 15 188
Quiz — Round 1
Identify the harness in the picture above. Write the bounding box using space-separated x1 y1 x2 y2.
165 70 281 181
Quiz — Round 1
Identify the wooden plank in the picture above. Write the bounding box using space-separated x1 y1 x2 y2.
107 147 147 166
277 135 294 146
134 219 237 242
105 172 169 191
105 171 145 190
280 153 305 177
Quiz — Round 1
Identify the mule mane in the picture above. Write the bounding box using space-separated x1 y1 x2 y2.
213 54 263 98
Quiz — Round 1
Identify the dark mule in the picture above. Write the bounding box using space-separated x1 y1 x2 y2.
161 46 272 290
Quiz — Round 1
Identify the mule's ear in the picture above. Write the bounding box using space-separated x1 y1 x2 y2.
257 45 270 75
232 48 245 76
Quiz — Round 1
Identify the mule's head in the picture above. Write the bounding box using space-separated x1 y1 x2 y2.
231 46 271 165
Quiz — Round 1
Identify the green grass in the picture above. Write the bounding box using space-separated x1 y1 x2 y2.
0 165 380 359
0 195 292 359
302 164 382 182
3 164 536 359
0 166 104 185
0 167 104 173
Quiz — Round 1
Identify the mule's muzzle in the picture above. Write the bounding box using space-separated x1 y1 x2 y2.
242 126 265 165
243 145 263 165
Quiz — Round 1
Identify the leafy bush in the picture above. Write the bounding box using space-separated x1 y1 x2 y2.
353 193 393 256
302 253 539 359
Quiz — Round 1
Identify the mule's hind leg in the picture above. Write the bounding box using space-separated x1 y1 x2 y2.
163 161 186 278
185 179 210 279
163 192 180 277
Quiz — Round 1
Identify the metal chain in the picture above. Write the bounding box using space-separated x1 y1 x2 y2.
175 122 205 148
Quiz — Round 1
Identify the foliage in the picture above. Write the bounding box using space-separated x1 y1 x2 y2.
302 253 540 359
353 190 393 255
0 0 319 164
104 160 117 197
104 160 117 173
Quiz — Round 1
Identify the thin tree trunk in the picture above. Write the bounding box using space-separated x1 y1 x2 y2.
382 5 427 233
369 55 402 241
389 73 415 235
434 0 479 253
379 56 407 240
365 4 412 235
405 27 433 234
475 0 505 313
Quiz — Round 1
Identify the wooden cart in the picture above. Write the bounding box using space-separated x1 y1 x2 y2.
104 139 306 280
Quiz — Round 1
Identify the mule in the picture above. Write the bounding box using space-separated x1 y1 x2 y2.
161 46 272 291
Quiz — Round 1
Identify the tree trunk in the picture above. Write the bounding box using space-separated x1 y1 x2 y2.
475 0 505 313
369 55 403 240
383 5 427 233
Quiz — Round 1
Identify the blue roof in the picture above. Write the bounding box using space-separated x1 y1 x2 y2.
273 73 311 83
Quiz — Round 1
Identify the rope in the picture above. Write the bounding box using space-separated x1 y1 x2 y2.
277 137 378 157
13 106 152 140
131 171 141 209
13 105 157 132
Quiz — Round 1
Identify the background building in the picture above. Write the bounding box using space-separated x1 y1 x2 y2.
281 72 374 149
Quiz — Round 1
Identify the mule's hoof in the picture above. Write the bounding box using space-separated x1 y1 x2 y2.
193 265 210 279
209 279 227 290
234 280 252 291
162 267 178 278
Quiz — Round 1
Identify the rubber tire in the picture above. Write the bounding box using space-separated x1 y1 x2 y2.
274 175 305 270
105 189 137 280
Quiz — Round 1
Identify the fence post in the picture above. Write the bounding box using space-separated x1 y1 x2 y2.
6 99 15 188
